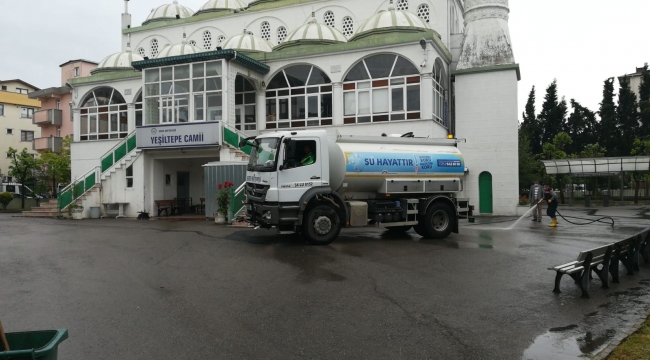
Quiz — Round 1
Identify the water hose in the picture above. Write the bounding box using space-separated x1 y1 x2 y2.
555 209 615 227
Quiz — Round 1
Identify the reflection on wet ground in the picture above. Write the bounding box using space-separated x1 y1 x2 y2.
523 280 650 359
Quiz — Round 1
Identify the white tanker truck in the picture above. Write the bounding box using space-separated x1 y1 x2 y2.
241 130 469 245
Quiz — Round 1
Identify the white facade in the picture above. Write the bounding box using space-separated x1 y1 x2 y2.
66 0 519 218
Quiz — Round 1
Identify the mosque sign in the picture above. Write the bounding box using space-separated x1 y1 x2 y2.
136 122 222 150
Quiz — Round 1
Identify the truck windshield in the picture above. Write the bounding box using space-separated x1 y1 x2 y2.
248 138 279 172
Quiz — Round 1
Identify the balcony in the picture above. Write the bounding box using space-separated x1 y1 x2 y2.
33 136 63 152
33 109 63 126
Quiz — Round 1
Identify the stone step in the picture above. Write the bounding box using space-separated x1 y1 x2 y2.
32 204 58 210
22 211 59 218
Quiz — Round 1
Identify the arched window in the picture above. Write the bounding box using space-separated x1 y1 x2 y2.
396 0 409 10
246 30 254 35
189 40 197 46
235 76 256 131
343 54 420 124
417 4 430 23
137 48 146 57
80 88 127 141
203 31 213 50
216 35 225 47
433 61 446 126
324 11 335 27
277 26 287 44
266 65 333 129
135 92 143 127
342 16 354 38
260 21 271 41
151 39 159 57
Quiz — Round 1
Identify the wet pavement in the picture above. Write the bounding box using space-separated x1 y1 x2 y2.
1 206 649 359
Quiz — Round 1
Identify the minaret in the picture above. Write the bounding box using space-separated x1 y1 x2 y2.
454 0 520 216
457 0 515 70
122 0 132 30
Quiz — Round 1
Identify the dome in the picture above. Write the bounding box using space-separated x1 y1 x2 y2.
92 49 144 74
221 31 274 53
278 12 347 48
352 0 430 40
155 42 202 59
143 0 194 25
195 0 247 15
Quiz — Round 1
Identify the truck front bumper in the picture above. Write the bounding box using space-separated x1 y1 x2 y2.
248 202 280 227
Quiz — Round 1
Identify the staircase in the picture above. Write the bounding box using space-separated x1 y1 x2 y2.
22 199 59 218
222 126 252 162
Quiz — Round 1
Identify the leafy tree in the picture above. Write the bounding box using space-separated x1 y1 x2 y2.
565 100 599 155
599 78 619 156
36 136 72 198
542 132 573 204
0 192 13 210
7 147 39 209
538 80 568 146
639 64 650 136
617 77 640 156
579 143 606 158
518 128 543 193
521 86 543 154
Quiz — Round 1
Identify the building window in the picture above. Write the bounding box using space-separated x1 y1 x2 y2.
0 104 4 116
138 47 146 57
135 92 143 127
79 87 128 141
16 88 29 94
396 0 409 10
5 152 10 159
56 100 61 110
21 130 34 142
246 31 254 36
433 63 446 126
343 54 421 124
144 61 224 124
261 21 271 41
417 4 430 23
189 40 197 46
324 11 335 27
277 27 287 44
235 76 256 131
1 85 6 91
6 128 12 135
21 107 34 118
216 35 225 47
151 38 159 57
265 65 333 129
74 67 80 77
203 30 212 50
342 16 354 38
126 165 134 188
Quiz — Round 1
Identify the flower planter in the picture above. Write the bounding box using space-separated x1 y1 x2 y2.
215 212 226 224
71 209 84 220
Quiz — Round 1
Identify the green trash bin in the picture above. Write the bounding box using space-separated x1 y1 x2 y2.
1 329 68 360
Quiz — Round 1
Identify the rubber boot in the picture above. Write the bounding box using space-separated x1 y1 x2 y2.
549 218 558 227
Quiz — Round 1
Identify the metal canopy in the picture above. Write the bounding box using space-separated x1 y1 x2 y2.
542 157 650 176
131 49 270 75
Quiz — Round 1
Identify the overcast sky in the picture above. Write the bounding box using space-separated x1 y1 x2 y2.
1 0 648 118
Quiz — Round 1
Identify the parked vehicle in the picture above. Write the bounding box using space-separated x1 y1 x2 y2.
242 130 468 245
0 183 42 199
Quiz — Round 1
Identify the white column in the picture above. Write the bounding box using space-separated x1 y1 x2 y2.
256 90 266 131
72 108 81 142
332 82 343 126
127 104 136 133
420 73 434 124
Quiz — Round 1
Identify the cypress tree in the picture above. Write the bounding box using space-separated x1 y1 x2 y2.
521 86 542 154
599 78 618 156
639 64 650 136
566 100 598 155
538 80 568 146
617 77 639 156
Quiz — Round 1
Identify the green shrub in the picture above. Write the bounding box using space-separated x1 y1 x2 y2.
0 192 13 210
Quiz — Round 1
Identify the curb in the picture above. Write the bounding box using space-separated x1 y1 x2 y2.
591 307 650 360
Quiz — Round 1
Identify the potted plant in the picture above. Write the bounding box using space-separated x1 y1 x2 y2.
215 181 234 224
68 204 84 220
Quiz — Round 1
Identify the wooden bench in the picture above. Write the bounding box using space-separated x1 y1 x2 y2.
155 200 178 217
549 244 613 299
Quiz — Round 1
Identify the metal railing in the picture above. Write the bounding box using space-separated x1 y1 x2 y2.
100 131 137 173
58 167 100 211
228 182 247 224
222 124 252 156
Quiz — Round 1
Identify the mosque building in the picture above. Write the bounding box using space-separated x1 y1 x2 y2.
66 0 519 218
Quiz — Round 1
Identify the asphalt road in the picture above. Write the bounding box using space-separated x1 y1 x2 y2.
1 206 650 359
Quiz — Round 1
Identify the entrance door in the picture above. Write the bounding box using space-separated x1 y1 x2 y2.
177 172 190 214
479 172 493 214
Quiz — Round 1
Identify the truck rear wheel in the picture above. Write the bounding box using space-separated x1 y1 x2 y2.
302 205 341 245
419 203 454 239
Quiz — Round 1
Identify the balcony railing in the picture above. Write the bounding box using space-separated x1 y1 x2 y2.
33 136 63 152
33 109 63 126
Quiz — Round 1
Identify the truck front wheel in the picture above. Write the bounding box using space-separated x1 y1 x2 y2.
419 203 454 239
302 205 341 245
